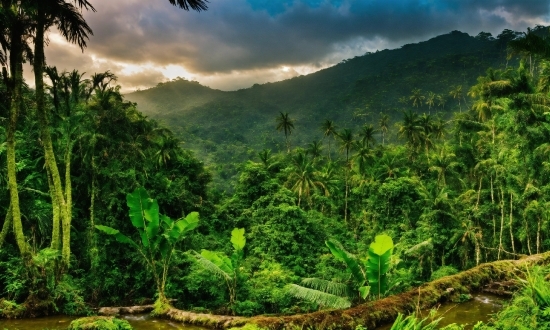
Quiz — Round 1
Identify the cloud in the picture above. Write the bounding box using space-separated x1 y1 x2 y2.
41 0 550 91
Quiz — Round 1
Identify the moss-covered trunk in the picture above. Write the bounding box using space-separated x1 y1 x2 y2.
34 16 71 267
159 252 550 330
6 30 28 258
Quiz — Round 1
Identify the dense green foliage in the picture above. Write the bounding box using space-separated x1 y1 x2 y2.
125 29 519 190
2 3 550 327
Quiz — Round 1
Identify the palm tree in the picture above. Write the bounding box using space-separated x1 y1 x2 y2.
321 119 337 160
449 85 464 112
359 124 376 148
378 113 389 146
168 0 208 11
398 111 423 152
306 140 323 161
436 94 447 113
31 0 94 267
276 112 294 153
287 152 326 207
426 91 436 113
338 128 354 222
409 88 425 108
1 0 35 258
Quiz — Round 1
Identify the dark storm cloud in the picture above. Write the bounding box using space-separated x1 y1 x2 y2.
80 0 549 76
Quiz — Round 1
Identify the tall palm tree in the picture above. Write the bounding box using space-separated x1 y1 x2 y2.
321 119 337 160
1 0 34 258
378 113 389 146
276 112 294 153
398 111 423 153
31 0 94 267
426 91 436 113
306 140 323 161
359 124 376 148
449 85 464 112
409 88 425 108
287 152 326 207
338 128 354 222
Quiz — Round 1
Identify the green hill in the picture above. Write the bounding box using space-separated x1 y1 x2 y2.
125 30 511 190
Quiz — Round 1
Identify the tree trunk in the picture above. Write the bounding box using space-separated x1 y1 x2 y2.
498 186 505 260
7 40 28 258
34 18 71 267
509 192 515 254
47 167 61 250
0 204 13 248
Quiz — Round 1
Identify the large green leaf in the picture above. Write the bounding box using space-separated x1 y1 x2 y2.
144 199 160 239
175 212 199 235
126 187 151 229
230 228 246 251
366 234 394 298
95 225 137 248
198 250 233 278
326 239 365 285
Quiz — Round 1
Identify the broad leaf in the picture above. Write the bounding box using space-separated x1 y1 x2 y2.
196 250 232 280
326 239 365 285
95 225 137 247
359 286 371 300
367 234 394 298
201 250 234 275
126 187 151 229
176 212 199 235
144 199 160 238
230 228 246 251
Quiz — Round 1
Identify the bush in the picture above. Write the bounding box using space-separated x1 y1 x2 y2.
68 316 133 330
430 266 458 281
0 299 26 318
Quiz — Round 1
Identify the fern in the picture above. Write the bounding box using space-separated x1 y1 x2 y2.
193 251 231 281
286 284 351 309
301 278 350 297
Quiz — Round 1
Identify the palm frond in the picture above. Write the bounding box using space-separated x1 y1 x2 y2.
301 278 350 297
193 252 231 281
286 284 351 309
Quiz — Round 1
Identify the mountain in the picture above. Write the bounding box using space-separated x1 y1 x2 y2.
125 30 510 190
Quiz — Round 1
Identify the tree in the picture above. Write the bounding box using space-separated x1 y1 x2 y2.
1 0 34 258
31 0 94 267
276 112 294 153
96 188 199 306
359 124 376 148
287 152 326 207
378 114 389 146
194 228 246 313
409 88 425 108
338 129 354 222
321 119 337 160
449 85 464 112
167 0 208 11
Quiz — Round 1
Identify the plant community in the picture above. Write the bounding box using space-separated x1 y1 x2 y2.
2 0 550 328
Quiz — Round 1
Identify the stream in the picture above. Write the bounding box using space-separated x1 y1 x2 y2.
377 293 506 329
0 313 207 330
0 294 506 330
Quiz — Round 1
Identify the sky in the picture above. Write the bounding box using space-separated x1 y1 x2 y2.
35 0 550 92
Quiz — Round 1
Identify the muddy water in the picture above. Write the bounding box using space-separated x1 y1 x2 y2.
0 294 506 330
0 313 207 330
377 293 506 330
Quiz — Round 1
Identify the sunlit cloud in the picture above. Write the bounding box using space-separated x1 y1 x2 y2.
32 0 550 92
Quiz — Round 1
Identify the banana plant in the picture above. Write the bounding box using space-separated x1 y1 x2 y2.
366 234 394 299
96 187 199 303
194 228 246 312
326 239 371 300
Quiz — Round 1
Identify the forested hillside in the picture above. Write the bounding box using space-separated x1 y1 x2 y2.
126 29 517 189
